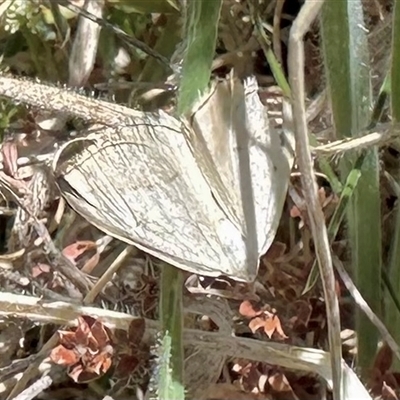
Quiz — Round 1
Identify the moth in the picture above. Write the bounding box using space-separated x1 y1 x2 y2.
0 73 294 282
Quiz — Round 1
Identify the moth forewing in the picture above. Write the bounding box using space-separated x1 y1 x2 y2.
242 78 294 255
52 114 253 281
181 83 245 235
189 75 294 258
185 79 245 234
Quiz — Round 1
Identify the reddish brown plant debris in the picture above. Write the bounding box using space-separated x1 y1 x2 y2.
368 342 400 398
31 262 67 292
231 360 303 399
268 372 298 400
112 318 146 379
31 263 51 278
239 300 288 340
1 141 19 178
50 315 113 383
264 242 287 262
62 240 100 274
286 300 313 335
231 360 267 393
203 383 269 399
290 187 336 223
382 381 399 400
186 274 260 301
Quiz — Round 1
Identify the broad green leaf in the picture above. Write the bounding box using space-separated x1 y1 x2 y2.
107 0 179 14
177 0 222 115
321 0 382 373
387 0 400 369
140 16 181 84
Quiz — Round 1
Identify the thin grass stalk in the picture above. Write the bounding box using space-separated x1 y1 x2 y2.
304 155 364 293
158 264 185 399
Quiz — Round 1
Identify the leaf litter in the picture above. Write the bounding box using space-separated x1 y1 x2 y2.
0 0 395 399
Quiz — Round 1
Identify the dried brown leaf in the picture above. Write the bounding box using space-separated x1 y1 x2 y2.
268 372 293 392
62 240 99 273
50 344 80 366
85 346 113 375
247 310 287 340
1 141 19 178
265 242 286 261
382 381 399 400
31 263 51 278
373 343 393 375
52 316 113 383
239 300 262 318
267 314 288 340
127 318 145 345
248 317 267 334
263 317 278 339
73 316 93 347
58 330 81 349
114 354 140 379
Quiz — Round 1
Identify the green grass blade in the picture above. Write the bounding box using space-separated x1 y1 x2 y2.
382 268 400 316
140 16 182 84
370 74 391 128
253 16 290 98
386 0 400 368
303 155 364 294
392 0 400 119
157 2 222 399
321 0 382 373
177 0 222 115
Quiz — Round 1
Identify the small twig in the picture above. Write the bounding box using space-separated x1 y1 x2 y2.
85 245 136 303
0 176 93 295
333 255 400 363
288 2 342 400
0 76 398 172
0 354 45 384
312 124 397 155
34 221 93 294
1 125 396 178
12 375 52 400
59 0 171 69
0 293 337 375
306 89 327 123
37 0 105 131
0 268 73 302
